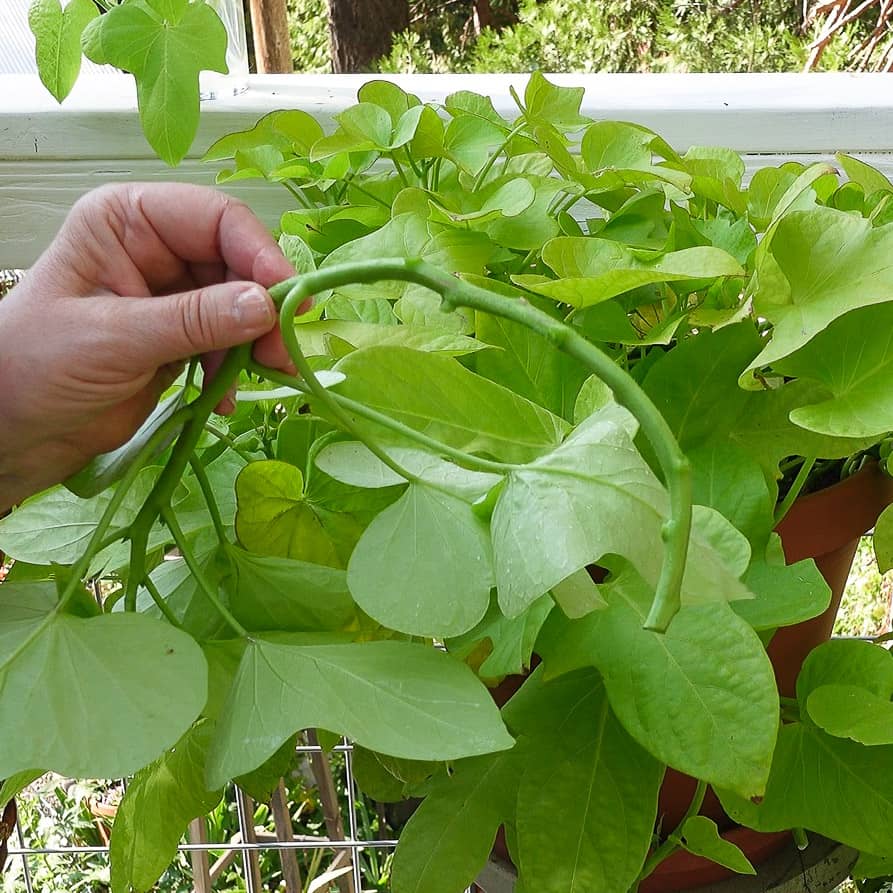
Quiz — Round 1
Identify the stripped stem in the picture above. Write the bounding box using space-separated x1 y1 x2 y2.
271 258 692 632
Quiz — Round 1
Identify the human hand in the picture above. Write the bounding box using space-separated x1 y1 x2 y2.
0 182 298 512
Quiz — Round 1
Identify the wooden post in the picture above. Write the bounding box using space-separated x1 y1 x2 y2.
271 779 303 893
247 0 294 73
307 732 353 893
235 788 264 892
187 817 212 893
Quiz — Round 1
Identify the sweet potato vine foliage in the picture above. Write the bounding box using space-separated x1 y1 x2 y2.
13 62 893 891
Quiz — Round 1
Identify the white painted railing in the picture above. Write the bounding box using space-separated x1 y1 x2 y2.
3 72 893 268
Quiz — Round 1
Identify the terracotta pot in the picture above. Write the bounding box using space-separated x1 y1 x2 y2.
492 463 893 891
769 461 893 697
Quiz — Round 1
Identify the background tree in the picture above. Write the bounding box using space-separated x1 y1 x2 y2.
326 0 410 72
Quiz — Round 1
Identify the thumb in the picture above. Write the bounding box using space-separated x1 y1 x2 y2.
122 281 277 367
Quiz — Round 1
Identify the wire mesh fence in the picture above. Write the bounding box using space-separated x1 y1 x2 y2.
3 738 416 893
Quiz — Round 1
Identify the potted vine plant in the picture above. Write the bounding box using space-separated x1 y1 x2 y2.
9 5 893 891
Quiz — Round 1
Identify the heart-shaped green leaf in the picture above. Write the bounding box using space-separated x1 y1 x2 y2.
347 483 494 637
538 564 777 798
110 720 222 893
0 582 206 779
29 0 98 102
207 637 513 788
83 0 227 164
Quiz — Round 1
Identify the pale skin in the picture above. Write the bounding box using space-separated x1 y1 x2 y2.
0 182 303 514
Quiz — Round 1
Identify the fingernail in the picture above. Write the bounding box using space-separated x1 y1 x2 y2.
235 287 274 329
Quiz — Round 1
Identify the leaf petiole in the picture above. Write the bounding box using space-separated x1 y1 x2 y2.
160 507 247 638
188 455 227 547
636 780 707 882
58 408 193 610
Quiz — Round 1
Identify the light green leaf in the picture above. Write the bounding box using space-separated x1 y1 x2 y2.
429 177 536 224
357 80 420 123
320 213 491 311
574 376 615 425
745 209 893 377
207 637 513 788
315 441 501 500
326 294 398 324
523 71 588 129
641 324 872 474
746 164 820 232
472 282 589 421
875 504 893 573
719 722 893 857
110 721 222 893
311 102 391 158
204 109 324 161
29 0 98 102
551 567 607 619
444 90 509 129
296 320 485 358
0 582 206 779
538 564 777 797
234 460 361 568
491 404 752 617
447 594 553 678
512 671 662 893
774 303 893 437
807 684 893 746
686 442 774 548
83 0 227 165
0 770 44 810
140 547 230 640
391 751 519 893
836 153 893 196
682 146 745 187
351 747 442 802
581 120 679 173
572 300 685 346
514 238 742 308
679 816 755 875
226 547 357 632
333 346 569 464
733 541 830 632
347 484 494 637
235 735 299 802
0 468 158 565
853 851 893 880
443 115 507 175
797 638 893 706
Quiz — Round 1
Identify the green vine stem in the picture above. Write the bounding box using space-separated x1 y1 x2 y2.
774 456 816 525
636 780 708 883
143 574 187 630
270 258 693 633
58 408 193 610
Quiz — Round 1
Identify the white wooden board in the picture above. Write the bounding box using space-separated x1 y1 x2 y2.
3 72 893 267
